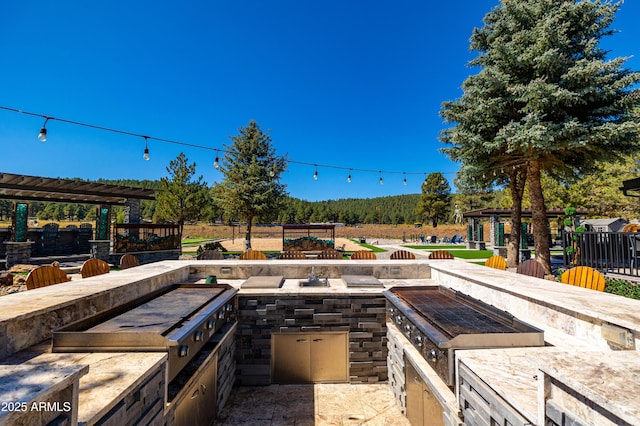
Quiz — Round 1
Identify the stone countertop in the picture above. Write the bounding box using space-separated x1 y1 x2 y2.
537 349 640 425
0 362 88 425
456 342 640 425
209 277 438 295
1 351 167 425
429 260 640 337
456 347 552 424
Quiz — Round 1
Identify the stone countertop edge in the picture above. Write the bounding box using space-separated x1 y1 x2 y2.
0 363 88 417
535 350 640 425
6 352 168 425
0 262 190 322
428 260 640 334
226 278 438 295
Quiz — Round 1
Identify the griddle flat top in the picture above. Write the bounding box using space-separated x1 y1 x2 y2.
393 288 517 337
87 286 225 334
241 276 285 288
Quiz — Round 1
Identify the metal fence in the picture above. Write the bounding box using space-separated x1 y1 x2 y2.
562 230 640 277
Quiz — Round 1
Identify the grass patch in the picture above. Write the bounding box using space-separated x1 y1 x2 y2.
349 239 387 252
404 245 462 250
448 250 493 259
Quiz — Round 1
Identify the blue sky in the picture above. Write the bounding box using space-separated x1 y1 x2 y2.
1 1 638 202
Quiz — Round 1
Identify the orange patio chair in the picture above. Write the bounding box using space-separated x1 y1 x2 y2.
561 266 606 291
485 255 507 270
239 250 267 260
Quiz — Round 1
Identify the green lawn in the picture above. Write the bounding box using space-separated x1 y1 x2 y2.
349 239 388 252
404 245 463 250
447 250 493 259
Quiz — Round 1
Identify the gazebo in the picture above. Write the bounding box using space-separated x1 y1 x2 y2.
0 172 170 267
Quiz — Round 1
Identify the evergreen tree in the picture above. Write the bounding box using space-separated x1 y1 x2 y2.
214 121 287 248
155 153 210 238
416 172 452 227
441 0 640 273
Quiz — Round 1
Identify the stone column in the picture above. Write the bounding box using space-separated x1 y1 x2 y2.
89 240 110 261
489 215 501 247
4 241 34 269
124 198 141 238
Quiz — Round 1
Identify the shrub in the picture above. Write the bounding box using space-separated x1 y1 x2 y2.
196 241 226 254
604 278 640 300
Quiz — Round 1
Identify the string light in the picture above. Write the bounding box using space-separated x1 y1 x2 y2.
143 136 150 161
269 170 275 177
1 105 458 183
38 117 50 142
403 172 407 186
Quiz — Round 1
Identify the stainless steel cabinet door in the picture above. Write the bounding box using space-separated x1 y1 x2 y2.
272 334 311 383
310 333 348 383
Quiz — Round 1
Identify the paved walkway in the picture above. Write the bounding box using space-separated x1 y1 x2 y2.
216 383 410 425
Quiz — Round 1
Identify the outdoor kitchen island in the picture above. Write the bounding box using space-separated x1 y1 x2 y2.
0 258 639 425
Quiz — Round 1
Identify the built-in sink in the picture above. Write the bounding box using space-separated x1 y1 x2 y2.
299 266 329 287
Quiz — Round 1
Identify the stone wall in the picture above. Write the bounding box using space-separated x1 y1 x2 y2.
236 294 388 385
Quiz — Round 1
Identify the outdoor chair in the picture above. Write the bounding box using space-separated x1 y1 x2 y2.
561 266 606 292
196 250 225 260
81 258 111 278
239 250 267 260
390 250 416 260
25 265 71 290
42 222 60 255
119 254 141 269
350 250 377 260
430 235 437 244
280 251 307 260
484 255 507 270
516 259 545 279
428 250 454 260
317 249 342 260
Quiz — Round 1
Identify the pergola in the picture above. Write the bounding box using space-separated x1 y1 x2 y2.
0 172 155 205
0 172 155 250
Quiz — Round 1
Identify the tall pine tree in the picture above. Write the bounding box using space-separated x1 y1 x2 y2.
214 121 288 249
441 0 640 272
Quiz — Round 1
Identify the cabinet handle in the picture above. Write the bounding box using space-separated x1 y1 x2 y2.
313 339 323 342
296 339 308 343
191 389 200 400
201 384 207 395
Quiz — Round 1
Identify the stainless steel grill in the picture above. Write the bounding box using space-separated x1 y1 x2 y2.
384 286 544 387
52 283 237 382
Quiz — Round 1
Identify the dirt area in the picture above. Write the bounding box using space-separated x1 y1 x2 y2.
183 223 467 241
219 237 363 252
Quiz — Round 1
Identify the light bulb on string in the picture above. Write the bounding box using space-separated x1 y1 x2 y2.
379 171 383 185
403 173 407 186
347 169 352 183
38 116 50 142
269 170 275 177
143 136 150 161
213 152 220 169
313 165 318 180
